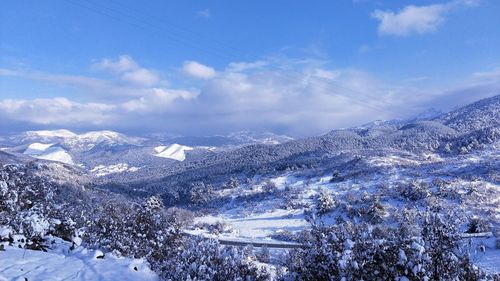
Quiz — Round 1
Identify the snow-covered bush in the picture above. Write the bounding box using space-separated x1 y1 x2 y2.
397 180 431 201
315 190 335 214
284 212 490 280
158 238 270 280
262 180 278 194
329 169 345 183
365 198 387 223
0 164 77 250
270 229 303 242
222 177 239 189
466 217 491 234
189 181 214 205
84 196 183 260
257 246 270 263
282 189 309 210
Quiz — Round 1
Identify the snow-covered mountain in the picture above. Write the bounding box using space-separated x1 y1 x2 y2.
1 95 498 180
434 94 500 133
150 131 293 147
9 130 145 151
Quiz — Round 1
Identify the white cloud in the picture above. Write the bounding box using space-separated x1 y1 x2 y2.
196 8 211 19
372 4 447 36
371 0 479 36
121 68 159 86
95 55 160 86
1 57 498 136
122 88 198 112
182 61 216 79
226 61 268 72
0 97 116 125
96 55 138 72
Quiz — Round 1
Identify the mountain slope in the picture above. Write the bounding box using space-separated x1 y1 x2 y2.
434 94 500 133
112 95 498 199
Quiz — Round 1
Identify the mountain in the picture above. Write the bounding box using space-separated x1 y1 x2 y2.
64 130 145 150
7 130 145 151
150 131 293 147
434 94 500 133
22 129 78 141
113 94 498 197
1 95 498 181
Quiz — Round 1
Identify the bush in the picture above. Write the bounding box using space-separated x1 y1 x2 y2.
284 212 491 280
158 238 270 280
0 164 77 250
315 190 335 214
397 181 431 201
223 177 239 189
189 182 214 205
466 217 491 234
262 180 278 194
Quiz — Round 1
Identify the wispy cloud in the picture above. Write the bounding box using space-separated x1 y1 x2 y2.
182 61 216 79
94 55 160 86
371 0 479 36
196 8 211 19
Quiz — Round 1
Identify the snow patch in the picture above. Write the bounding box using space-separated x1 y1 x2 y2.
23 143 74 165
0 240 158 281
26 129 77 139
154 144 193 161
90 163 141 177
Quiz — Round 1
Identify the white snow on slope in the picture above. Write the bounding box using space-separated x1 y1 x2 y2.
25 129 77 139
65 130 144 150
91 163 140 177
195 208 307 239
154 144 193 161
23 143 74 165
0 243 158 281
20 130 145 151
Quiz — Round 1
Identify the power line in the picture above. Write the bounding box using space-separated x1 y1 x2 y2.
63 0 402 116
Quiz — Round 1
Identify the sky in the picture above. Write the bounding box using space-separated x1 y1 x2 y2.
1 0 499 136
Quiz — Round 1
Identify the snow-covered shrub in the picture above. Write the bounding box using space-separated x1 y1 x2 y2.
163 207 194 230
84 196 183 260
282 189 309 210
262 180 278 194
257 246 270 263
397 180 431 201
205 221 232 235
269 229 302 242
466 217 491 234
284 213 491 280
158 238 270 280
365 198 387 223
315 190 335 214
189 181 214 205
222 177 239 189
329 169 345 183
0 164 77 250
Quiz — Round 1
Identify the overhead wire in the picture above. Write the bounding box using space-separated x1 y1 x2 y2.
63 0 402 116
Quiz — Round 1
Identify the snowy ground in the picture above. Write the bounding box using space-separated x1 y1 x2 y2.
90 163 141 177
0 239 157 281
191 149 499 272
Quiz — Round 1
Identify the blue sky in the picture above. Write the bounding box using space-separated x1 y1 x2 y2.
1 0 499 136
